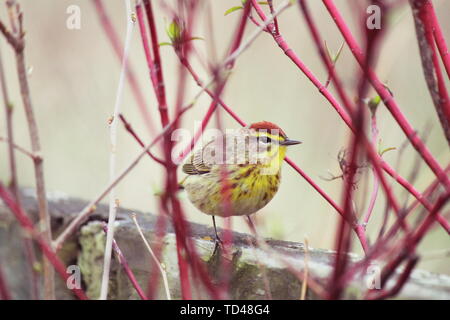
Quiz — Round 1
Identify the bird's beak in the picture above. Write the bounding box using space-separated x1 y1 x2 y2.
280 139 302 146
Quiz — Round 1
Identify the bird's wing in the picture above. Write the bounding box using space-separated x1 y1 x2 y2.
182 140 215 175
182 130 253 175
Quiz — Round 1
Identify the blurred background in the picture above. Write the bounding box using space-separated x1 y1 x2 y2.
0 0 449 275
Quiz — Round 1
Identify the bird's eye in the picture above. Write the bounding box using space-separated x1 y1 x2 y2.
259 136 271 144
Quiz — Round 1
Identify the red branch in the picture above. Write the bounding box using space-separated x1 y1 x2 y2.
0 184 88 300
426 2 450 80
135 2 158 91
137 0 225 300
328 111 364 300
143 0 169 127
298 0 448 233
322 0 450 191
137 0 191 299
252 0 413 236
0 265 11 300
102 224 148 300
119 114 166 166
411 0 450 145
378 192 450 290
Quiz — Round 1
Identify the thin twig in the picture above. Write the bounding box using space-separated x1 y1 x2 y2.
0 2 54 299
300 237 309 300
100 0 135 301
118 114 166 166
0 136 35 159
0 19 20 50
0 45 19 200
131 213 171 300
101 224 148 300
1 40 39 300
324 41 345 88
363 112 380 227
92 0 156 135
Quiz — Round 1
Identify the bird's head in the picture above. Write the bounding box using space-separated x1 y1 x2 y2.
247 121 301 171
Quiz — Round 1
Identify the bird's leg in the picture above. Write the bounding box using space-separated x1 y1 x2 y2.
246 216 259 246
247 216 256 234
212 215 223 255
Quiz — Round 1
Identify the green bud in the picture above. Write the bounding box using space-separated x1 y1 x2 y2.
368 95 381 115
225 6 243 16
379 146 396 157
167 20 182 43
33 261 43 273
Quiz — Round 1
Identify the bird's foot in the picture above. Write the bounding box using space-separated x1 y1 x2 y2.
212 235 224 257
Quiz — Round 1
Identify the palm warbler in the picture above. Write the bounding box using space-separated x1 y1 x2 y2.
182 121 301 243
